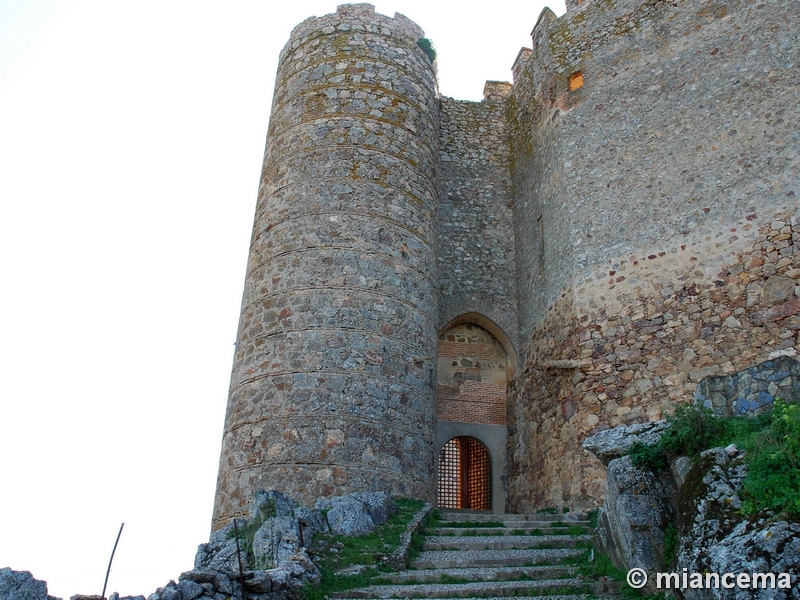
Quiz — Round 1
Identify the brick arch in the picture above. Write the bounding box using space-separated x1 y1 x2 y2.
440 313 517 378
437 318 512 426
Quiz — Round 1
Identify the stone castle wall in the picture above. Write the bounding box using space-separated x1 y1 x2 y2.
504 0 799 510
214 0 799 525
437 97 518 347
212 4 441 530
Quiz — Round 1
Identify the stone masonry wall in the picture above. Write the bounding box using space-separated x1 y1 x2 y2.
213 4 441 530
506 0 799 511
696 355 800 416
438 97 518 347
437 323 509 426
214 0 799 524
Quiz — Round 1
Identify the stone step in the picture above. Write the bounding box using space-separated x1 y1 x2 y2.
346 596 614 600
383 564 579 584
439 512 586 523
423 534 593 551
411 547 586 569
330 577 618 598
426 525 592 536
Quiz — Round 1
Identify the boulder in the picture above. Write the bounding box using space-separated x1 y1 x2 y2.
178 570 231 596
350 492 397 525
675 447 747 562
242 572 271 594
595 455 677 577
582 420 669 465
316 495 375 537
250 490 296 522
294 505 328 547
176 579 203 600
693 520 800 598
670 455 694 488
251 515 299 569
146 581 180 600
0 569 49 600
282 549 320 585
194 521 249 576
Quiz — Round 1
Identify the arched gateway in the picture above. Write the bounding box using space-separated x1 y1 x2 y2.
437 436 492 510
436 317 515 514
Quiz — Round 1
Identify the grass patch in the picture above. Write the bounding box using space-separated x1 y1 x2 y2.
567 525 588 536
627 399 800 516
299 497 425 600
440 520 505 528
228 496 276 569
457 529 503 537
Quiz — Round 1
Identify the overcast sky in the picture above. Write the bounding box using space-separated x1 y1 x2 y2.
0 1 565 597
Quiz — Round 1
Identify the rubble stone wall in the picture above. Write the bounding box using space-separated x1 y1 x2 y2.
505 0 799 511
214 0 799 526
213 4 441 529
438 97 518 346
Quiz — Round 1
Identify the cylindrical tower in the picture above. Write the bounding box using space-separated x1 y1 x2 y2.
212 3 440 529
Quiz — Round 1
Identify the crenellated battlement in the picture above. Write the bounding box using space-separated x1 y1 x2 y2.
281 4 427 65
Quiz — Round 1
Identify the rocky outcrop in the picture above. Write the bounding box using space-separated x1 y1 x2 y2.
315 491 397 537
581 420 669 466
181 490 398 597
0 568 52 600
585 420 676 576
594 455 677 575
5 490 404 600
675 447 800 599
587 421 800 597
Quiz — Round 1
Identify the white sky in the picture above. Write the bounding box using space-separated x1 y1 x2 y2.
0 1 565 597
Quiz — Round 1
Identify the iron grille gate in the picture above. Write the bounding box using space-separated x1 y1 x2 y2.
437 436 491 510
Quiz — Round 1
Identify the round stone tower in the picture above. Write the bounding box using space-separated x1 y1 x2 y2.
212 3 440 529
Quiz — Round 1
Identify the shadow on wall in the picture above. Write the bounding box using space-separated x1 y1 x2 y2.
695 355 800 416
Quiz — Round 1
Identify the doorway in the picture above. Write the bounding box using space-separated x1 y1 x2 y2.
437 436 492 511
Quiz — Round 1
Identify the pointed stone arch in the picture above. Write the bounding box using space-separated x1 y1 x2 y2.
440 312 517 378
436 314 511 514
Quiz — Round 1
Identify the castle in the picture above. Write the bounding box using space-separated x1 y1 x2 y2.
212 0 799 529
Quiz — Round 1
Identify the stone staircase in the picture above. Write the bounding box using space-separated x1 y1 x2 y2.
331 510 620 599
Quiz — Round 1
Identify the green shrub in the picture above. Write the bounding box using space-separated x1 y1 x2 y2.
740 399 800 515
628 401 757 471
662 523 678 567
416 37 436 62
659 402 728 457
625 398 800 517
629 440 668 470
